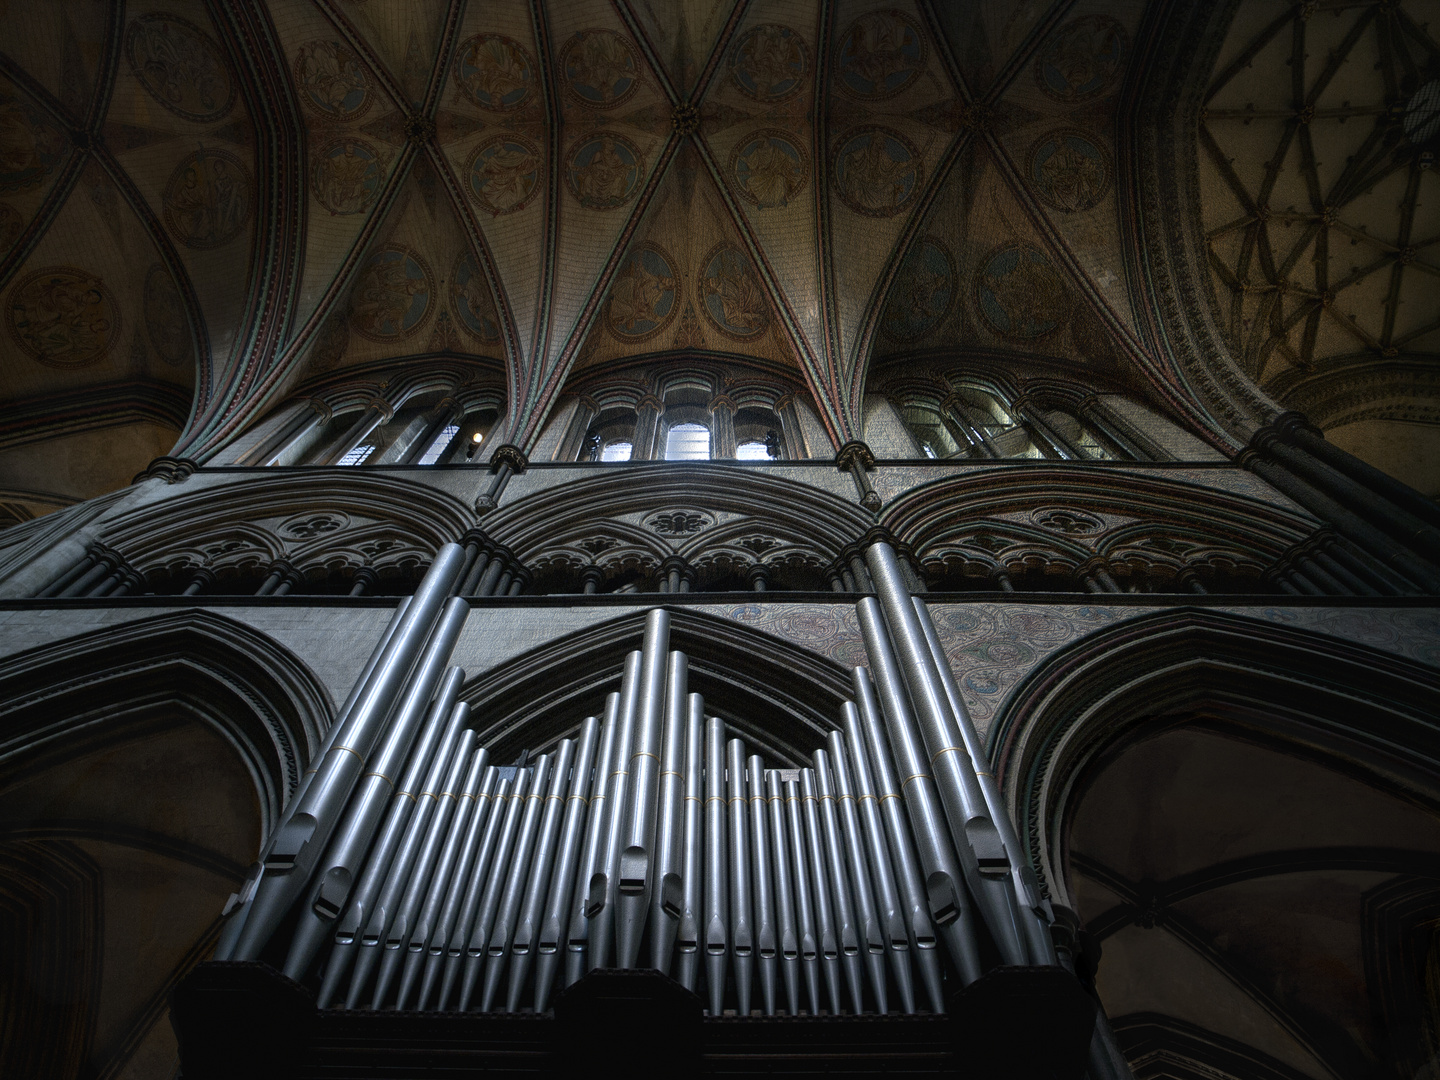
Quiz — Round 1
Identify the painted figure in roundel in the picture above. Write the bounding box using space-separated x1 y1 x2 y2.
562 30 639 109
1027 129 1110 213
466 136 541 216
566 133 641 210
882 237 955 342
350 246 433 341
454 34 535 110
0 203 20 251
143 265 191 366
1034 16 1127 103
699 244 768 339
125 14 234 122
836 11 925 100
607 245 677 341
731 130 808 209
976 244 1071 340
730 25 808 102
451 252 500 343
163 148 252 249
833 127 919 217
6 267 118 367
0 94 68 192
314 138 383 215
294 40 370 120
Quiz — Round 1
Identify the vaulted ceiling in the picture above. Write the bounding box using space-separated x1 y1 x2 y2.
0 0 1436 520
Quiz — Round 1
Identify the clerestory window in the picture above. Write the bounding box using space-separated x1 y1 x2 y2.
665 422 710 461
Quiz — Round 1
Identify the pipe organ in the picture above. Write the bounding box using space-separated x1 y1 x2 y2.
214 539 1065 1022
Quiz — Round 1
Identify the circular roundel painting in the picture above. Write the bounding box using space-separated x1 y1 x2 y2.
833 127 920 217
143 265 192 366
606 244 678 342
835 11 926 100
126 13 234 122
1034 16 1127 103
731 129 809 209
729 24 809 102
451 252 500 344
454 34 535 111
294 40 370 120
1027 129 1110 213
349 245 434 342
466 135 542 216
699 243 769 340
0 98 69 192
976 244 1071 340
313 138 383 216
565 132 642 210
7 266 119 367
163 148 253 249
561 30 640 109
882 237 955 343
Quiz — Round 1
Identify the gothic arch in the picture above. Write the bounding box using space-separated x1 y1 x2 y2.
485 467 872 565
0 609 333 831
95 472 473 576
881 467 1317 585
458 607 852 768
989 607 1440 908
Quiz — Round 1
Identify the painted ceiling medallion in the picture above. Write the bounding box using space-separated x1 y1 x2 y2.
1034 15 1127 103
143 265 191 367
1026 129 1110 214
835 11 926 100
311 310 350 370
7 267 118 367
313 138 383 216
294 40 371 121
699 243 769 340
0 94 68 192
561 30 640 109
729 24 809 102
465 135 542 216
349 245 434 342
833 127 920 217
454 34 535 111
882 237 955 342
126 13 234 122
731 130 809 209
606 244 678 343
565 132 642 210
976 244 1070 341
451 252 500 343
163 147 253 249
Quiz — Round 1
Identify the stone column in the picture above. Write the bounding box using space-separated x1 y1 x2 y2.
558 395 600 462
836 441 882 512
400 397 464 464
775 395 805 459
238 399 332 466
942 396 999 459
313 397 392 466
711 395 737 459
632 395 663 461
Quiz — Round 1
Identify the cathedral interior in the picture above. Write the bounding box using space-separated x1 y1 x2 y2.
1 0 1439 1077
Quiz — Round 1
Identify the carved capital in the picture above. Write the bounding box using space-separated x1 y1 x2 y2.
489 444 529 475
132 456 199 485
835 441 876 472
